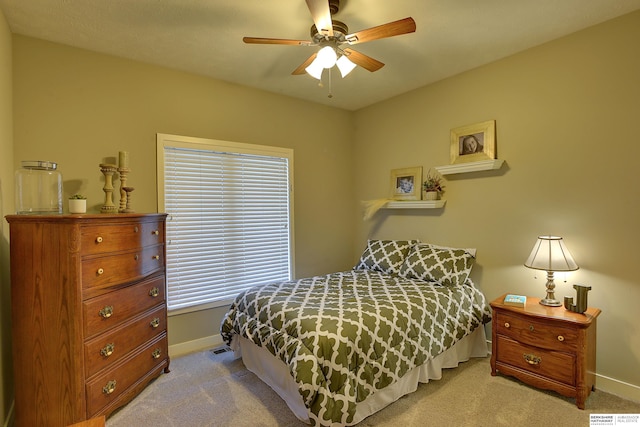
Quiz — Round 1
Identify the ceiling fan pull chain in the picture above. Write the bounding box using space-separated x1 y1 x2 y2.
328 68 333 98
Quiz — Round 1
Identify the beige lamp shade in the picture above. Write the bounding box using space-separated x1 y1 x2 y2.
525 235 578 306
525 235 578 272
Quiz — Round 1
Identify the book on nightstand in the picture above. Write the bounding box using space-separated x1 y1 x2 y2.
504 294 527 307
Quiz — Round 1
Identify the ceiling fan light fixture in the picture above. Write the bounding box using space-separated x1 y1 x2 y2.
336 55 357 77
316 45 338 68
305 58 324 80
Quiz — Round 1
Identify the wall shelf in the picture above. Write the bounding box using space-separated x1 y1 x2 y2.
435 159 504 175
383 200 446 209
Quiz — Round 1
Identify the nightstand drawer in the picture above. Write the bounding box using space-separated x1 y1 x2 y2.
496 311 578 352
496 335 576 386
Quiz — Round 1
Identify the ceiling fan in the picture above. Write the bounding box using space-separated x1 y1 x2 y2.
243 0 416 80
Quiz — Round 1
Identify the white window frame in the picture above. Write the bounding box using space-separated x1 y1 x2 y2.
157 133 295 315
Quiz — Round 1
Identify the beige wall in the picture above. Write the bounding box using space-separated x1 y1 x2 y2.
0 7 13 425
9 34 357 411
354 10 640 398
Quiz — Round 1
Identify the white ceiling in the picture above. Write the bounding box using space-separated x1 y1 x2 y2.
1 0 639 111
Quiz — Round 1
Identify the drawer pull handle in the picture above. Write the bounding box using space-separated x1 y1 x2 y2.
558 335 565 342
102 380 117 395
152 348 162 359
529 325 535 332
524 353 541 365
152 255 160 260
134 254 139 261
504 322 510 328
96 236 103 243
150 318 160 328
152 230 159 235
134 226 139 233
99 306 113 318
97 268 104 275
149 287 159 297
100 343 115 357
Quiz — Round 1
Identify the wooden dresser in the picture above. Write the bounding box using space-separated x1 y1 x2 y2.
6 213 170 427
490 294 600 409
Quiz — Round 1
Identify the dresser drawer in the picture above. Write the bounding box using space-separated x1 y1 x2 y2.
81 221 164 255
495 311 578 352
82 245 164 292
84 305 167 378
85 334 168 417
496 335 576 386
83 275 166 338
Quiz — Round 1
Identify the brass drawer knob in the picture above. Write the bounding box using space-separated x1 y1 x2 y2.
149 287 159 297
96 236 103 243
152 348 162 359
150 318 160 329
100 343 115 357
504 322 510 328
524 353 541 365
97 268 104 275
558 335 565 342
152 230 159 235
102 380 117 395
134 226 139 233
152 255 160 260
99 305 113 318
529 325 535 332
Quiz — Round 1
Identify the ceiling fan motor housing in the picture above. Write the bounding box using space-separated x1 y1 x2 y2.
311 20 349 43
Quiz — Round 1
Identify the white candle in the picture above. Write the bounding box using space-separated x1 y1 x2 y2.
119 151 129 169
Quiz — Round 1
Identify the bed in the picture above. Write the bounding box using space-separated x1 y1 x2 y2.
221 240 492 426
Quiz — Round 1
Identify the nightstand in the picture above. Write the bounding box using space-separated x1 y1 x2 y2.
490 294 601 409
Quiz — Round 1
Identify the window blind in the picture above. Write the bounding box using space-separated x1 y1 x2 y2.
158 135 293 313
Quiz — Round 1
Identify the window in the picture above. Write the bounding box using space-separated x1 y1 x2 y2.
157 134 294 315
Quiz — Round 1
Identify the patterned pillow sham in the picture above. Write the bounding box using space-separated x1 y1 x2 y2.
354 239 419 275
398 243 475 286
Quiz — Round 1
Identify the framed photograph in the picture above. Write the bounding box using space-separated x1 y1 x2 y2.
390 166 422 201
450 120 496 164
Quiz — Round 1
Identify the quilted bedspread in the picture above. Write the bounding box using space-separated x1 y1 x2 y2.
220 269 491 426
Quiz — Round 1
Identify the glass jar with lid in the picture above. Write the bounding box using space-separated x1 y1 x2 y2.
15 160 63 214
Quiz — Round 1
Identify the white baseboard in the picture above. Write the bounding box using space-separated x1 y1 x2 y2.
596 373 640 404
169 333 225 358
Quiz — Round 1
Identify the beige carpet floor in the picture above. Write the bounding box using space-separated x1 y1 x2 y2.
106 348 640 426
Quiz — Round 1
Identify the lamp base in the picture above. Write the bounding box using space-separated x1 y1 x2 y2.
539 298 562 307
540 272 562 307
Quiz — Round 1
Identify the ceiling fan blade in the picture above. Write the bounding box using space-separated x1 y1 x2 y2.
306 0 333 37
292 53 318 75
343 48 384 72
243 37 312 46
345 17 416 45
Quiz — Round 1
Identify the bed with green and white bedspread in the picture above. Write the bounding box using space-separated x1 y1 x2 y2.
221 240 492 426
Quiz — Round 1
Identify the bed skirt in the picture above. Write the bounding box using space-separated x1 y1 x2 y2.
231 326 489 425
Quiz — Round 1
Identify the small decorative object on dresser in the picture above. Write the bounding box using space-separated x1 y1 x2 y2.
490 294 601 409
5 213 170 426
69 194 87 213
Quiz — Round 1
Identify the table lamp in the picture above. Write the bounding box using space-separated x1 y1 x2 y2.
524 235 578 306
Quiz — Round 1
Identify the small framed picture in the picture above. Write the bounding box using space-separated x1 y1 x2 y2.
450 120 496 164
390 166 422 200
